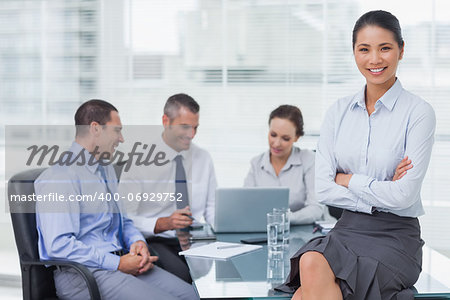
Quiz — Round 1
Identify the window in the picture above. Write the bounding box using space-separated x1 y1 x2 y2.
0 0 449 256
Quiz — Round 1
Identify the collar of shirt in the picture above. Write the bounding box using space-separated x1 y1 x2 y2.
261 147 303 174
70 141 99 175
350 78 403 112
70 142 113 180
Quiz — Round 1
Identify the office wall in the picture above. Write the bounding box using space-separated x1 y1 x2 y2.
1 0 449 255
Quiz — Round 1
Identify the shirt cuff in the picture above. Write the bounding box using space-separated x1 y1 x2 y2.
355 198 373 214
125 234 147 248
348 174 373 198
349 174 374 214
130 216 158 237
102 253 121 271
145 217 158 237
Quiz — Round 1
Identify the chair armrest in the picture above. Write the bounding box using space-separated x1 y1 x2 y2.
21 259 101 300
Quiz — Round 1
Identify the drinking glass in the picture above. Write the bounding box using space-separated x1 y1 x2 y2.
273 207 290 248
267 211 285 254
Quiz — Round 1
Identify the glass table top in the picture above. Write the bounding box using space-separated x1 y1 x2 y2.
183 225 450 299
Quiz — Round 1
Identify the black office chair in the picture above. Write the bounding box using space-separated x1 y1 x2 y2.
8 168 101 300
327 205 343 220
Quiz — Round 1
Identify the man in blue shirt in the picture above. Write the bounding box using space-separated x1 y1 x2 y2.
35 99 198 299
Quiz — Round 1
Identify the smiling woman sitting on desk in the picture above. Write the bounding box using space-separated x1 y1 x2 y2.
244 105 325 225
278 10 435 300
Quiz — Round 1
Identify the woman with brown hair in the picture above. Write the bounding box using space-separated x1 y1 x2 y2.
244 105 324 224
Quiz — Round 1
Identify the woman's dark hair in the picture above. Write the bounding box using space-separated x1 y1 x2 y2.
269 105 304 137
352 10 404 49
75 99 118 136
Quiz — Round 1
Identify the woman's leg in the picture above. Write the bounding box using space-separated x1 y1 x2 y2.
292 286 302 300
298 251 342 300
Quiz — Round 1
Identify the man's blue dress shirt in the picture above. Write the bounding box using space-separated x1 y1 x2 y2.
315 79 436 217
36 142 144 270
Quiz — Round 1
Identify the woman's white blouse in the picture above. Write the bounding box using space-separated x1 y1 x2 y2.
315 79 435 217
244 146 324 224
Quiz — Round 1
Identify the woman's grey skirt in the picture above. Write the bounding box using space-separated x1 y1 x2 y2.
276 210 424 300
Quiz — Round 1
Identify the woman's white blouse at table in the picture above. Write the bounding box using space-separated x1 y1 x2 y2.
244 146 325 224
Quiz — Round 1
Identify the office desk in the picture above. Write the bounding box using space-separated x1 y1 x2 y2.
183 225 450 299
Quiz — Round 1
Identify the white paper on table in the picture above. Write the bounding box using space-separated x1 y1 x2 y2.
179 242 262 260
314 220 336 234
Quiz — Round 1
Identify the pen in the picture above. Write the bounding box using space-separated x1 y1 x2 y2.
217 245 244 250
189 236 216 241
312 225 321 233
182 213 195 220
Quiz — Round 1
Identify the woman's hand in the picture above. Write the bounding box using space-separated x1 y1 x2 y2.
393 156 413 181
335 173 352 188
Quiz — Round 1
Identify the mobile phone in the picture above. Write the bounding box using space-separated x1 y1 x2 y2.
189 235 217 241
240 237 267 244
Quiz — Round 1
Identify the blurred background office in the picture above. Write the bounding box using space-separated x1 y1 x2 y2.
0 0 449 298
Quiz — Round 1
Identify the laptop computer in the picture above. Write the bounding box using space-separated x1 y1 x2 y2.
213 187 289 233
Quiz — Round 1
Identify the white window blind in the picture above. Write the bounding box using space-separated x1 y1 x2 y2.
0 0 449 253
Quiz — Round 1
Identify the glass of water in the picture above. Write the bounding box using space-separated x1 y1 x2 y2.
273 207 290 248
267 211 285 254
267 250 285 288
